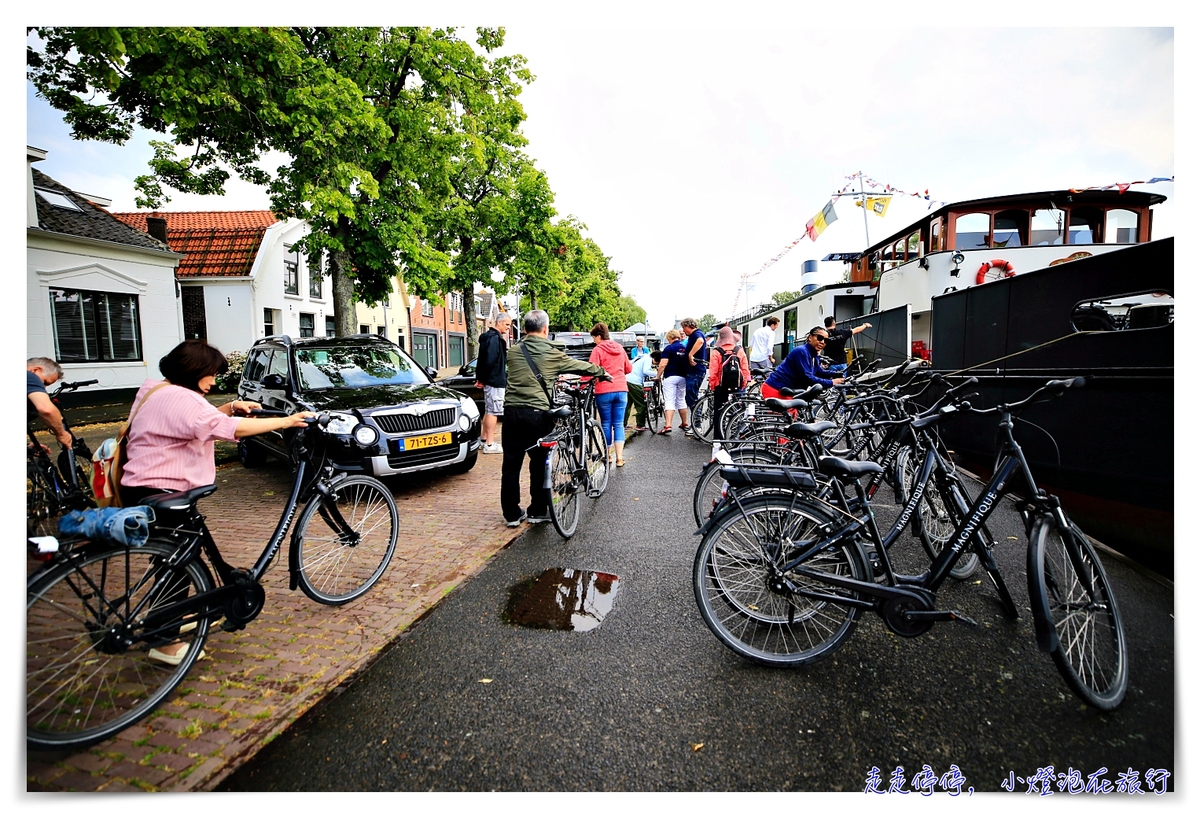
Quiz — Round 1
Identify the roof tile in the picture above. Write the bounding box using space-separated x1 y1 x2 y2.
110 211 280 277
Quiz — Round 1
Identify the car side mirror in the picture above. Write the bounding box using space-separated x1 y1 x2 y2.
425 366 439 380
262 373 288 390
458 365 472 376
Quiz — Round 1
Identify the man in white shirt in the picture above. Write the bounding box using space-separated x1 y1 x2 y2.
749 316 779 371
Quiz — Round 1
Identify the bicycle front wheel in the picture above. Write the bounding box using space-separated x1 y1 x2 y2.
645 387 664 434
692 392 716 443
584 420 609 497
27 541 213 751
27 463 60 539
294 475 399 605
1028 519 1128 710
693 496 866 667
548 445 581 538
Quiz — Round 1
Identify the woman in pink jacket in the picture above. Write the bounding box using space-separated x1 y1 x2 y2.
588 323 633 466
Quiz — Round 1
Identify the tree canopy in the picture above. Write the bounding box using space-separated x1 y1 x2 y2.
28 26 646 341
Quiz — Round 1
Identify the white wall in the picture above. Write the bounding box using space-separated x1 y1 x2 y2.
199 279 257 355
28 235 183 391
250 219 335 340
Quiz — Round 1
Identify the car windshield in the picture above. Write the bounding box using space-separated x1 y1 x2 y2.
294 345 431 390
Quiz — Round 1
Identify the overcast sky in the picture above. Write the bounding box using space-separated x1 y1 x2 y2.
23 14 1178 335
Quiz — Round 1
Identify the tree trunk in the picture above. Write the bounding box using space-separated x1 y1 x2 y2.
330 222 357 336
463 286 480 361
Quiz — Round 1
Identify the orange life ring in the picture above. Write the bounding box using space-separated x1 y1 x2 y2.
976 258 1016 285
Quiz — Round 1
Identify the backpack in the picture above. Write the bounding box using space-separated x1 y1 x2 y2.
718 345 743 389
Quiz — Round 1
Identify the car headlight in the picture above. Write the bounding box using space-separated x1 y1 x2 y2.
324 413 358 435
353 424 380 447
459 395 479 420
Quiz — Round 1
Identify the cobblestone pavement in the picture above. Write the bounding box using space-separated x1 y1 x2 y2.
26 427 526 792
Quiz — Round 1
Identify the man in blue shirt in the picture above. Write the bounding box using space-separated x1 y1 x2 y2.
27 357 73 448
761 326 846 399
680 318 707 436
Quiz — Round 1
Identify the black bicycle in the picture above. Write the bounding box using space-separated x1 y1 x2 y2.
27 379 98 539
26 410 399 751
692 377 1127 711
539 375 610 538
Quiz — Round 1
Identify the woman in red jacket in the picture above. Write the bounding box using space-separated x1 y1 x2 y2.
588 323 633 466
707 325 751 424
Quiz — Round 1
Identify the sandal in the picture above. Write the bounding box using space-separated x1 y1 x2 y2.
616 459 626 467
659 427 672 434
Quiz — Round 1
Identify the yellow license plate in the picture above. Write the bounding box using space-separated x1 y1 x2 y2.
397 431 452 452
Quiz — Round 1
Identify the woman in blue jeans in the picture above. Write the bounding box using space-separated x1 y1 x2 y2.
587 323 633 466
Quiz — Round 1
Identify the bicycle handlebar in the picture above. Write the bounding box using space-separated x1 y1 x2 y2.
51 379 99 394
961 376 1086 417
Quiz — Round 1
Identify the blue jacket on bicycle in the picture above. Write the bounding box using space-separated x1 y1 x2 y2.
766 342 838 390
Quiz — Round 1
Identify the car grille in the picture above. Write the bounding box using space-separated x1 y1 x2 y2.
386 443 460 469
372 408 456 435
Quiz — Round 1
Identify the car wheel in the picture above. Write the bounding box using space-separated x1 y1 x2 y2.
238 439 268 468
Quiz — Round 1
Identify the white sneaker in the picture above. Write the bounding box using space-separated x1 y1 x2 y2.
482 442 503 454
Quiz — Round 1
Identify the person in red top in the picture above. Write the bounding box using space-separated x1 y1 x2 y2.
587 323 633 466
706 325 751 423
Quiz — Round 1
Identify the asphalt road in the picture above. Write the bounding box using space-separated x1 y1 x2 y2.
220 428 1174 793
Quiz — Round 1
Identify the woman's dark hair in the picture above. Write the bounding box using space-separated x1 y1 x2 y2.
159 340 229 392
590 322 610 340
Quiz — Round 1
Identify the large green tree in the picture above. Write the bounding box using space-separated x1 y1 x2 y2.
28 26 539 335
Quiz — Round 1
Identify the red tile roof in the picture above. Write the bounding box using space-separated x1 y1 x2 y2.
111 211 280 278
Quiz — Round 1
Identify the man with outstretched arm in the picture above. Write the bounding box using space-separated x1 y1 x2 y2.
27 357 73 448
501 310 606 528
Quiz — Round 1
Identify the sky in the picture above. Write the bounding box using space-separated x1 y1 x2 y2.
21 12 1179 335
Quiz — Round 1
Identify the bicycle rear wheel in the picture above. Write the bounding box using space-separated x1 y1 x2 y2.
548 445 581 538
692 445 789 527
1028 519 1128 710
27 461 61 539
693 496 866 667
27 540 213 751
896 448 978 580
294 475 399 605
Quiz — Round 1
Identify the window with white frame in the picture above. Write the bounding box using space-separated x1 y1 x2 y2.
49 288 142 362
284 244 300 295
421 299 433 317
325 316 336 337
299 313 315 338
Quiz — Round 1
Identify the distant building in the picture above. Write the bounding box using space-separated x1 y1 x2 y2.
110 210 330 355
27 146 184 401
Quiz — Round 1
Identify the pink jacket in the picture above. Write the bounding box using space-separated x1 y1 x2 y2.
588 340 633 393
707 342 751 390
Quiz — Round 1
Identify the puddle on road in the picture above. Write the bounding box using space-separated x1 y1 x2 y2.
503 568 620 632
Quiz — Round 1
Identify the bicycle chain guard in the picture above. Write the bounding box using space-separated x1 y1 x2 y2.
879 585 937 637
222 569 266 631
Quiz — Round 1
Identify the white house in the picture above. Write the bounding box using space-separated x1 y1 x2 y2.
111 210 334 356
354 276 412 348
27 146 184 400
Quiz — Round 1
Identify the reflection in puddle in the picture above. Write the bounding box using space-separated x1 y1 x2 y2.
504 568 620 632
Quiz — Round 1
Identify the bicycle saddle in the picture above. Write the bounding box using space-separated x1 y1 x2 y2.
141 484 218 514
763 397 809 412
782 420 837 440
817 456 884 478
550 406 572 419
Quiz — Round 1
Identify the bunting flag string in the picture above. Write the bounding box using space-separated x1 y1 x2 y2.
1068 176 1174 193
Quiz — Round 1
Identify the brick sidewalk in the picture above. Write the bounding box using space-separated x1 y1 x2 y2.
27 431 524 792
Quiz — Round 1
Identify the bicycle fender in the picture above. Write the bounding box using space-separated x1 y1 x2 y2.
1026 518 1060 653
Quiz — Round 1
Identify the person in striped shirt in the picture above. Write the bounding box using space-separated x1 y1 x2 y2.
120 340 313 665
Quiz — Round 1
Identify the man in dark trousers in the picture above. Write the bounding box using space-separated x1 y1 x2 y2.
501 310 606 527
822 316 872 373
476 313 512 454
680 317 708 436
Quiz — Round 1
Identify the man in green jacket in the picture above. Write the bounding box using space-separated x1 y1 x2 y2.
502 310 606 527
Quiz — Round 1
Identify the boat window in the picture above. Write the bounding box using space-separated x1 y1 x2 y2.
1104 209 1139 244
1068 207 1103 244
1030 208 1064 246
892 239 906 266
1071 290 1173 333
953 212 990 250
905 231 921 257
929 218 943 252
993 210 1027 249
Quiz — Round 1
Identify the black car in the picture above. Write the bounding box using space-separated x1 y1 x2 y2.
237 334 481 477
435 357 485 414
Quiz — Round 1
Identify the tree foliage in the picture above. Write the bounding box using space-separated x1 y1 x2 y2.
769 290 805 307
27 26 647 337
